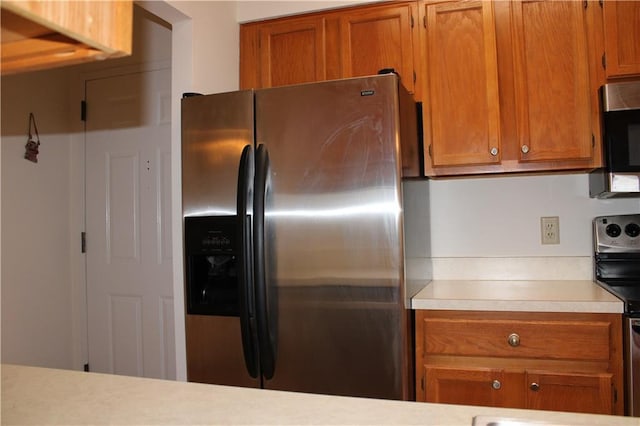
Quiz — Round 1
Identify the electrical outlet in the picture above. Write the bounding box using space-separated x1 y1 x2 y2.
541 216 560 245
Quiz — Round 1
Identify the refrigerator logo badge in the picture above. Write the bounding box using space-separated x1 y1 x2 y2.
360 90 375 97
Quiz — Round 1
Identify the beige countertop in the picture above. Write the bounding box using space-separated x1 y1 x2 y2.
411 280 623 313
2 364 639 425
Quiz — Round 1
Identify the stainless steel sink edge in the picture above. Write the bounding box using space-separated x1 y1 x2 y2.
472 415 579 426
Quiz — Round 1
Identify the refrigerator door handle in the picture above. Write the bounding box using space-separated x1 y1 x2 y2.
237 144 259 378
254 143 277 380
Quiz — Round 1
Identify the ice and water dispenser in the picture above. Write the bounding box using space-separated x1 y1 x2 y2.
184 216 240 316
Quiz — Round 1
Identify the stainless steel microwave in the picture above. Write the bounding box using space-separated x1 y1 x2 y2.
590 80 640 198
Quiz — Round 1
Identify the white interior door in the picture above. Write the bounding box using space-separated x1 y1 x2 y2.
85 68 175 379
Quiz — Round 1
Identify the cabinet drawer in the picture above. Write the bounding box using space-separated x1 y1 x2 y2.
421 316 611 361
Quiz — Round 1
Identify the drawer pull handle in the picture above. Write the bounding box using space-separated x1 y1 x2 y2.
492 380 501 390
530 382 540 391
507 333 520 347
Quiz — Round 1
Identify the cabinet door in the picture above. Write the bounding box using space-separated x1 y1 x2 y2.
421 1 501 169
258 16 327 88
526 371 613 415
603 0 640 78
338 3 416 93
423 366 523 408
511 0 593 164
240 23 260 89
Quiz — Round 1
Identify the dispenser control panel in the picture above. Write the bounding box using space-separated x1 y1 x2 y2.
184 215 240 316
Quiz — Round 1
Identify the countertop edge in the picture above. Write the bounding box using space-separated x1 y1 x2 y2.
2 364 637 426
409 280 624 314
410 299 624 313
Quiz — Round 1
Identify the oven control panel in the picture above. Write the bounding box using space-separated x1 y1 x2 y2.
594 214 640 253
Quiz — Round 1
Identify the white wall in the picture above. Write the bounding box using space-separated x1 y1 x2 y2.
167 1 239 94
404 174 640 259
1 68 74 369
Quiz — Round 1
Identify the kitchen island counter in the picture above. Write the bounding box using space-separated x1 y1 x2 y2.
2 364 638 425
411 280 623 313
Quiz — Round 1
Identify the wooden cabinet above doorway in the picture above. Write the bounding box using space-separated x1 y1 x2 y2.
1 1 132 75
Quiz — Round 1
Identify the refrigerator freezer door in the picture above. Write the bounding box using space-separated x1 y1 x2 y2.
181 91 260 388
182 91 254 217
255 75 412 399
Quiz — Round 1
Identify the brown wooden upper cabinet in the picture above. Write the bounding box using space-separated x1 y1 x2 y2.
337 2 418 94
239 0 614 177
602 0 640 78
239 1 418 93
240 15 328 90
419 0 601 176
510 0 594 164
419 1 501 170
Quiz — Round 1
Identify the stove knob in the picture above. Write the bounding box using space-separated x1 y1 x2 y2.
606 224 622 238
625 223 640 238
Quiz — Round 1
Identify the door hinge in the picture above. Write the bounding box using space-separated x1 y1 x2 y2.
602 53 607 70
583 0 588 9
413 71 417 84
428 144 432 158
411 14 414 28
599 0 603 8
81 232 86 253
84 363 90 372
592 133 596 148
81 100 87 121
423 15 427 29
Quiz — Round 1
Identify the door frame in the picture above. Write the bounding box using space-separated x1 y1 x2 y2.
68 1 194 379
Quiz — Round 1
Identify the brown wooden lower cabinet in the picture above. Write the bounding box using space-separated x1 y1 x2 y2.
424 366 522 408
525 370 613 414
424 366 613 414
415 310 624 415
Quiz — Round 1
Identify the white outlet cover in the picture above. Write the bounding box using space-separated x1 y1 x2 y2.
540 216 560 245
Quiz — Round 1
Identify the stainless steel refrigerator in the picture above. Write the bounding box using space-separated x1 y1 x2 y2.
181 74 420 400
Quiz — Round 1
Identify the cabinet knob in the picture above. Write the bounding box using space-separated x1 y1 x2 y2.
530 382 540 391
521 145 530 154
492 380 501 390
490 147 499 156
507 333 520 347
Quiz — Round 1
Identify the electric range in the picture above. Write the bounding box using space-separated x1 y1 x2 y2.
594 214 640 312
594 213 640 416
